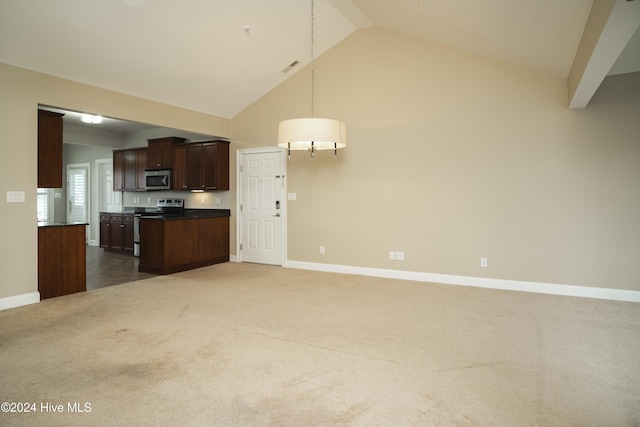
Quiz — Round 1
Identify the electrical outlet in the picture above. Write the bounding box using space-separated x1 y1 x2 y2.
389 251 395 260
480 257 488 268
396 251 404 261
320 246 325 255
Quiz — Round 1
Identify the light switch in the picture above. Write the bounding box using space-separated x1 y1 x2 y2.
288 193 297 201
7 191 25 203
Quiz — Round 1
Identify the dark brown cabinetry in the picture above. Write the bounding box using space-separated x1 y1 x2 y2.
38 110 64 188
184 140 230 191
112 138 229 192
100 213 134 253
147 136 186 170
113 148 147 191
38 224 86 299
113 151 124 190
139 216 229 275
172 144 188 190
136 149 147 191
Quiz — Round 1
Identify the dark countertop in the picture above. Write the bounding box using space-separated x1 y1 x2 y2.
38 221 89 228
132 208 231 220
122 207 156 215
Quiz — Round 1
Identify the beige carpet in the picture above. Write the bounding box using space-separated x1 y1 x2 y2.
1 263 639 426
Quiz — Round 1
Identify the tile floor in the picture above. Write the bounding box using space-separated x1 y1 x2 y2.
86 245 155 290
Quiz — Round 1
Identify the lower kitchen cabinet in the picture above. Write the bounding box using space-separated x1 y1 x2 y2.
100 213 134 254
38 224 86 299
139 216 229 274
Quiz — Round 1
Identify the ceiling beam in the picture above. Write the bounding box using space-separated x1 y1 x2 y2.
568 0 640 108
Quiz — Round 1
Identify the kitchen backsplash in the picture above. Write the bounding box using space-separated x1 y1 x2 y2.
122 190 231 210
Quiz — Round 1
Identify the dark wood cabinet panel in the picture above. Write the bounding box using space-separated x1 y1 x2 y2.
123 215 135 251
136 149 147 191
184 140 230 191
99 214 110 248
185 143 203 190
109 214 124 249
206 140 229 190
38 224 86 299
37 110 64 188
123 152 137 191
147 136 186 169
202 142 219 190
113 151 124 191
139 216 229 275
100 213 134 254
113 147 147 192
172 144 188 190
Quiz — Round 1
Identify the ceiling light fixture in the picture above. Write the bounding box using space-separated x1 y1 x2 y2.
80 114 103 124
277 0 346 159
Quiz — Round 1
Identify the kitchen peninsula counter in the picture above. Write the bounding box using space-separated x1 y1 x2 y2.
38 222 87 299
138 210 230 275
122 207 230 219
38 221 89 227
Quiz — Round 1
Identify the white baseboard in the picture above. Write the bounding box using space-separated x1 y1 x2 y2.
285 260 640 303
0 292 40 311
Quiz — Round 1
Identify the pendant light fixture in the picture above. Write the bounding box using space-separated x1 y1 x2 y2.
277 0 346 159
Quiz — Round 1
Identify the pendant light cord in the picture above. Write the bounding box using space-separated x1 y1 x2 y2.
311 0 315 119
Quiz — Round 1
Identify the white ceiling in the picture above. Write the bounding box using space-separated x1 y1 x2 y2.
1 0 639 126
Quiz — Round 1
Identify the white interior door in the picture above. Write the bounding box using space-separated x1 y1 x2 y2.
98 159 121 213
240 149 285 265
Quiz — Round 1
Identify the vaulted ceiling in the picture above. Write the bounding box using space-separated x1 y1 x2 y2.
1 0 638 122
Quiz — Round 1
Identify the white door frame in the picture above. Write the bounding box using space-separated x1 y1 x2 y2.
236 147 287 265
94 158 115 246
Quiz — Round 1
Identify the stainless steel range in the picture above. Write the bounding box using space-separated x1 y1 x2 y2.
133 198 184 256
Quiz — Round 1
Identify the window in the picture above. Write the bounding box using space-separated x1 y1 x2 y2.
37 188 52 222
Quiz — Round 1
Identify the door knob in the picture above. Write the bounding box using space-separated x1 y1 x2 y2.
273 213 280 217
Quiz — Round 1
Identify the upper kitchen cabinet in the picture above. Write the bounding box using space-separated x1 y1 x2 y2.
147 136 186 170
185 140 229 191
38 110 64 188
172 144 188 191
113 150 124 190
113 147 147 191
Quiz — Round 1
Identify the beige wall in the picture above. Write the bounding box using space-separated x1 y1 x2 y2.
2 25 639 304
232 28 640 291
0 62 230 300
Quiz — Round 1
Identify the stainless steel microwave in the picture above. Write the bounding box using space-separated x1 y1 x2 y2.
144 169 171 190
